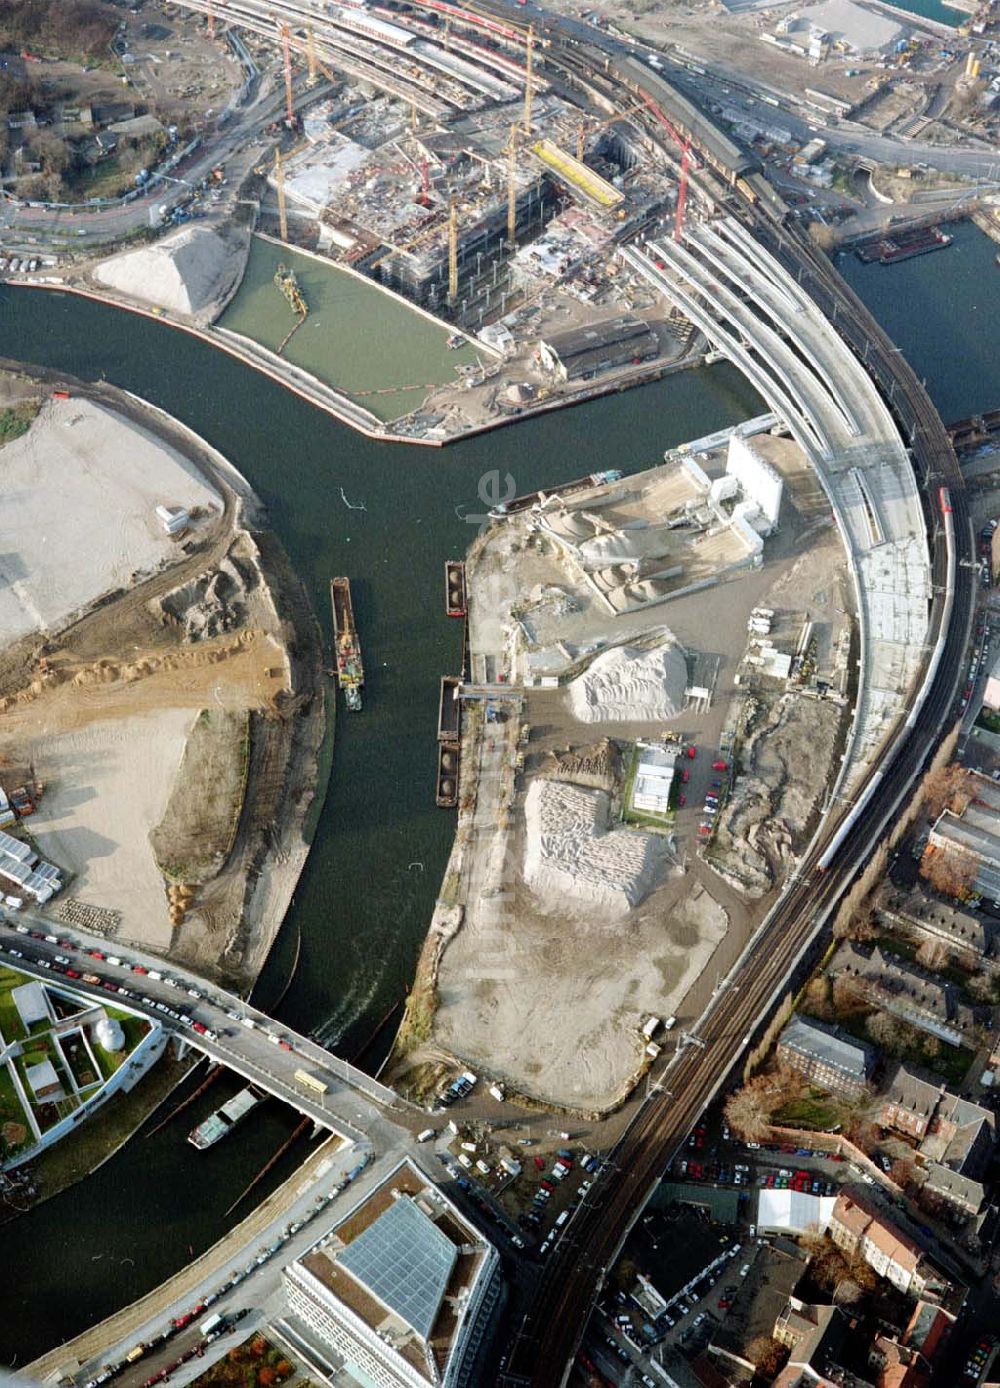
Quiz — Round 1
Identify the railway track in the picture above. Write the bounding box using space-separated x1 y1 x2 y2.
495 24 972 1388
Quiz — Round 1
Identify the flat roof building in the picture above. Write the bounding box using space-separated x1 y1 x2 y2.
25 1057 63 1102
538 315 659 382
283 1158 503 1387
630 744 677 817
12 981 49 1029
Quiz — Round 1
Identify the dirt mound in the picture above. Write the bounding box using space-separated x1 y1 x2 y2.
567 640 688 724
523 778 664 916
94 226 233 317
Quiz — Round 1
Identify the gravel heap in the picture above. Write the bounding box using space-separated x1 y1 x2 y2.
523 779 663 916
568 640 687 724
95 226 232 317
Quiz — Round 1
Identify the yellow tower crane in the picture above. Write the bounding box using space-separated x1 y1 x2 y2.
523 26 534 136
274 149 288 242
448 199 459 305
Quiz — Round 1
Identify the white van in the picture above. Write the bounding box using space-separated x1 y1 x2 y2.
457 1153 472 1169
417 1128 435 1143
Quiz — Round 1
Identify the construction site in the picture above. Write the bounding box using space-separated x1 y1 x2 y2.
0 372 326 987
388 418 858 1113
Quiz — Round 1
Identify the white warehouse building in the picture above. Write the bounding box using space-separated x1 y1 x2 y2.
725 433 784 533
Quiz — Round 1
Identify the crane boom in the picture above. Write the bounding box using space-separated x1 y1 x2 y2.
642 96 693 240
280 23 295 125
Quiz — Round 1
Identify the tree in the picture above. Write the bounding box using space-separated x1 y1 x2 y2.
832 973 871 1016
890 1156 917 1190
724 1067 802 1140
865 1010 909 1051
922 764 973 819
746 1336 788 1378
920 845 977 901
833 906 877 942
915 938 949 970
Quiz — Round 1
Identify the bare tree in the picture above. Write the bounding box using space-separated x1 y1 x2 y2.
922 764 973 820
920 846 977 901
724 1067 801 1140
747 1336 788 1378
915 938 949 971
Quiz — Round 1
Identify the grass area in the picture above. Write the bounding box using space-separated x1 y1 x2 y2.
775 1095 844 1131
0 1061 31 1158
92 1015 150 1079
0 964 29 1043
189 1332 297 1388
976 708 1000 735
150 708 251 884
0 400 40 446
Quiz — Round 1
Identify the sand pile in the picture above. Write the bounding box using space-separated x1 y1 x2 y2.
523 779 664 916
568 641 687 724
94 226 232 316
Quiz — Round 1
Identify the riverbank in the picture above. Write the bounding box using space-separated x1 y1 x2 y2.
6 273 708 448
0 358 329 989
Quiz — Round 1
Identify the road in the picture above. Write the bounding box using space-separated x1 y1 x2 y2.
0 919 410 1150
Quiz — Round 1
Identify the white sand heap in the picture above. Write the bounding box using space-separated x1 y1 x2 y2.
94 226 231 316
568 640 687 724
524 779 664 916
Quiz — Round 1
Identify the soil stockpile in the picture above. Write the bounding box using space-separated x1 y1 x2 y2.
567 640 687 724
94 226 232 317
523 779 664 916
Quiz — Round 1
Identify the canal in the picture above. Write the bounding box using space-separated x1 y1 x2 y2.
0 286 760 1363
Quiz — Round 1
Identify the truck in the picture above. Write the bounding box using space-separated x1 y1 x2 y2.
199 1312 224 1337
641 1016 660 1040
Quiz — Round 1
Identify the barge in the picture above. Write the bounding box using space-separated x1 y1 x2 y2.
855 226 952 266
188 1086 265 1150
331 577 364 712
489 468 624 519
445 561 467 618
438 676 461 741
436 742 461 807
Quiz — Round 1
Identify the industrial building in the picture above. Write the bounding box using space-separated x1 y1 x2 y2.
0 828 62 904
537 314 659 382
282 1158 503 1387
629 743 677 817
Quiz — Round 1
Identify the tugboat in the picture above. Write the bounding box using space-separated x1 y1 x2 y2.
331 577 364 711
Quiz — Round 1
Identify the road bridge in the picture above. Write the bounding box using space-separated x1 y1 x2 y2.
0 920 412 1157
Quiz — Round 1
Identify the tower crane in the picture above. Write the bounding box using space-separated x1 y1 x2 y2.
279 22 295 126
575 102 646 161
641 96 697 241
206 0 215 40
523 25 534 135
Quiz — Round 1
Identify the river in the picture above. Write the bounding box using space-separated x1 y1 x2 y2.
0 286 761 1363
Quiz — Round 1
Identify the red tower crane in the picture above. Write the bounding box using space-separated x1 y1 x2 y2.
642 96 694 242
